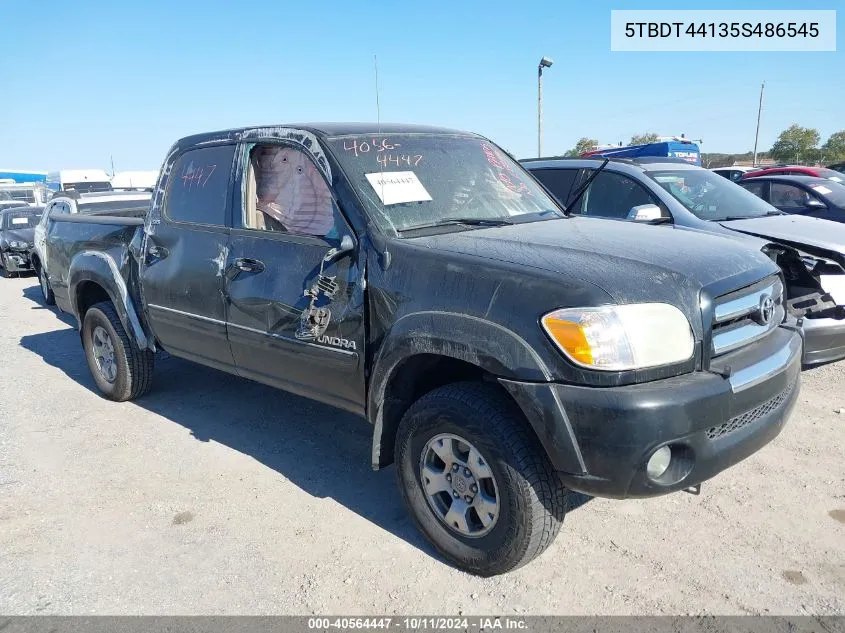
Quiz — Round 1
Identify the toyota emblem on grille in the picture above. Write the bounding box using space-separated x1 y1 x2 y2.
757 294 775 325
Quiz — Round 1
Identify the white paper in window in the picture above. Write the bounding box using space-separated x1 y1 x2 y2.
365 171 432 206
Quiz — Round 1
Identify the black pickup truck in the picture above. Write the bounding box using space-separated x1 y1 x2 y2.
42 123 802 576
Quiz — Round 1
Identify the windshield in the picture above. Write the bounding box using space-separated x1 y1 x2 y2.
77 199 150 214
67 181 113 194
3 210 40 229
325 134 562 234
817 168 845 183
808 180 845 206
647 168 780 221
0 187 36 203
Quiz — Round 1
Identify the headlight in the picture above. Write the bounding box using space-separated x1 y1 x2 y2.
541 303 694 371
9 241 28 250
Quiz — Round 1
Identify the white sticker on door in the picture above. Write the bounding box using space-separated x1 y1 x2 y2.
365 171 432 206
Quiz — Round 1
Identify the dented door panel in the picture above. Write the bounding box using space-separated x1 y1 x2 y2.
224 230 366 413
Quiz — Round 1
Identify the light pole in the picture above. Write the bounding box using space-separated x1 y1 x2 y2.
538 56 553 157
752 81 765 166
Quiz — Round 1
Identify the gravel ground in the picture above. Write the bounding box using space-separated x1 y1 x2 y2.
0 274 843 615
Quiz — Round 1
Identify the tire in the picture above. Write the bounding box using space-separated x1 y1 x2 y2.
395 381 567 576
37 264 55 305
81 301 154 401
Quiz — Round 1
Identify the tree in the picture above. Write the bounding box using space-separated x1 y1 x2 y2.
629 132 659 145
822 131 845 163
769 124 821 164
563 137 599 157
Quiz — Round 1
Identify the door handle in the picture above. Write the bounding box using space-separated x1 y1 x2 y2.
233 257 265 273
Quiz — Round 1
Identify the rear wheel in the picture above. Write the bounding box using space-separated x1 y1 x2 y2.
37 264 55 304
395 382 567 576
81 301 154 401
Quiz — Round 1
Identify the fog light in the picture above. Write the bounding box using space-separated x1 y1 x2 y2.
646 446 672 480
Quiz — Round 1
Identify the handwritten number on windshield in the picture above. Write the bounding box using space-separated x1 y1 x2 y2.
377 154 423 168
343 138 400 157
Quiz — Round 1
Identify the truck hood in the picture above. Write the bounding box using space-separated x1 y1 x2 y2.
1 227 35 245
412 216 778 332
720 214 845 261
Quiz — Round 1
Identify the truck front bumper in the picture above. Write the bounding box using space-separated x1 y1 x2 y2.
3 250 33 273
500 328 802 499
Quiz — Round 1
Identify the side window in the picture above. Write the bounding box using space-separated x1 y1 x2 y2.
50 202 70 216
770 183 811 208
740 181 766 198
530 168 578 207
242 144 337 238
577 171 665 220
165 144 235 226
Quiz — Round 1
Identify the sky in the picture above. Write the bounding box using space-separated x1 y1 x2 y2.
1 0 841 171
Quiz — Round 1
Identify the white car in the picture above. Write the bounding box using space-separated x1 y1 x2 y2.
710 166 755 182
32 191 151 304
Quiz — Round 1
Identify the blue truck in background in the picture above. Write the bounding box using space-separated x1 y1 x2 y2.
581 138 701 166
0 170 48 184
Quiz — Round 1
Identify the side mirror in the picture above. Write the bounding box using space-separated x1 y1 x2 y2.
627 204 664 222
805 198 826 210
323 234 355 262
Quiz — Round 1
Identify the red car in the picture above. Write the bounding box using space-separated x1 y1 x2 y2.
741 165 845 183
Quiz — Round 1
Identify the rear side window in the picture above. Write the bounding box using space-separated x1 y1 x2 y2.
165 144 235 226
530 168 578 207
740 181 766 197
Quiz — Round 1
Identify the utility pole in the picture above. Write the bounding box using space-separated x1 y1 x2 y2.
752 81 765 166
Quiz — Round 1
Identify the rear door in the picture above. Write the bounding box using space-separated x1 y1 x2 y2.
139 143 237 371
223 141 366 414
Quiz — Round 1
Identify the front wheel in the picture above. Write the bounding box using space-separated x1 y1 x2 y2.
395 382 567 576
81 301 154 401
37 265 55 304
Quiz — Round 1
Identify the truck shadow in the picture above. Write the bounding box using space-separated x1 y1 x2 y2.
20 319 593 568
21 285 78 328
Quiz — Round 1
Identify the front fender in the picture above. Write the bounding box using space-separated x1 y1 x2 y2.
67 250 151 351
367 311 557 468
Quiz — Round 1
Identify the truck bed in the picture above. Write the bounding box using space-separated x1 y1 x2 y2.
45 213 145 318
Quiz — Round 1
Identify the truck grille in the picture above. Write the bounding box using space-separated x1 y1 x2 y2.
706 380 794 441
711 276 784 357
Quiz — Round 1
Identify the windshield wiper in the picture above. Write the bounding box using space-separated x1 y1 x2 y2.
562 158 611 215
400 217 514 232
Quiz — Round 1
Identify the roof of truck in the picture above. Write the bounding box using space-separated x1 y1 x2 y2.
174 123 479 149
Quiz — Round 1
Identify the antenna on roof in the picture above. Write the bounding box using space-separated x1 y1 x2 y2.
374 54 385 202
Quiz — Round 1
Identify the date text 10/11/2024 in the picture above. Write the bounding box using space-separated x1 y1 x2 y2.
341 138 423 168
306 617 528 630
